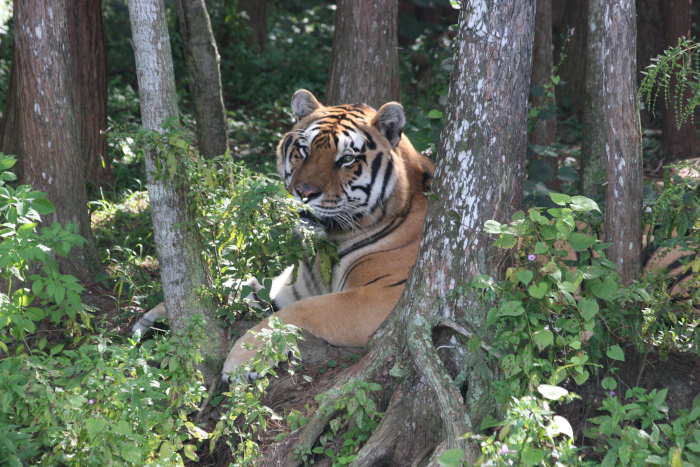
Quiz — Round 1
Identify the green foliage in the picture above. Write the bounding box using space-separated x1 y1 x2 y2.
439 385 583 467
640 37 700 129
0 316 209 466
587 388 700 466
477 193 649 400
640 163 700 352
296 380 383 466
0 155 91 352
211 316 302 465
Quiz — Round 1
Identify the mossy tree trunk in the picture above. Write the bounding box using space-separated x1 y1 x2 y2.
175 0 229 160
580 0 606 197
15 0 104 283
324 0 400 108
266 2 535 465
127 0 228 382
602 0 643 286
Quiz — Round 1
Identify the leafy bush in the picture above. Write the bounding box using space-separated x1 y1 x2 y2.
438 385 583 467
0 155 90 351
0 316 208 466
474 193 649 401
587 388 700 466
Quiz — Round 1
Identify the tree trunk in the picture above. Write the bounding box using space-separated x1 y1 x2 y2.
530 0 559 191
127 0 228 382
552 0 588 116
175 0 228 160
580 0 607 197
603 0 643 286
0 48 21 168
15 0 103 283
325 0 401 108
239 0 267 51
273 2 535 465
67 0 114 190
659 0 698 161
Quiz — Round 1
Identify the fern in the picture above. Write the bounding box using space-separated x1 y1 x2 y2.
640 37 700 129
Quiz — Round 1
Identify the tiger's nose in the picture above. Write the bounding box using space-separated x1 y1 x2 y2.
295 184 321 202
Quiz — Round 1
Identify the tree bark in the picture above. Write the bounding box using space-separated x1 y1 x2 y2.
127 0 228 381
15 0 103 283
175 0 228 160
275 2 535 465
0 48 21 168
67 0 114 189
325 0 401 108
580 0 607 197
603 0 643 286
239 0 267 51
530 0 559 191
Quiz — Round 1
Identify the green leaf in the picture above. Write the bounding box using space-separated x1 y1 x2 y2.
550 192 572 206
568 232 598 252
532 329 553 351
538 384 569 400
86 418 107 439
121 445 142 464
590 276 618 301
606 345 625 361
427 109 443 119
31 198 55 215
601 377 617 390
570 195 601 212
522 445 545 466
578 298 599 321
183 444 198 461
573 370 590 384
528 281 549 299
498 300 525 317
516 270 533 285
437 449 465 467
484 220 503 233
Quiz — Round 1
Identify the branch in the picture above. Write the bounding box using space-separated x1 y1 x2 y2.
436 318 501 358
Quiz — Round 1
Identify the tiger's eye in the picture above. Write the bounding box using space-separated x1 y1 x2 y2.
341 154 355 164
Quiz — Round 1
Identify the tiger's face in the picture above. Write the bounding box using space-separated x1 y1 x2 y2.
277 90 408 233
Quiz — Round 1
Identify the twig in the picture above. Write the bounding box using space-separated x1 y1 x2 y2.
195 376 221 424
436 318 500 358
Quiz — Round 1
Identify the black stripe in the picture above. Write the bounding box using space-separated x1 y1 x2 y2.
387 279 407 288
362 274 390 287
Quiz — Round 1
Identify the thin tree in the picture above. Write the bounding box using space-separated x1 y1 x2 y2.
579 0 606 197
127 0 228 381
14 0 103 282
175 0 228 160
268 1 535 464
602 0 643 286
67 0 113 189
325 0 400 108
239 0 267 51
530 0 559 190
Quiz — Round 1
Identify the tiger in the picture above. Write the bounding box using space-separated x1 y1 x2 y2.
133 89 435 382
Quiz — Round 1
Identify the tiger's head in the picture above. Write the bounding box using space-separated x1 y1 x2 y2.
277 90 430 234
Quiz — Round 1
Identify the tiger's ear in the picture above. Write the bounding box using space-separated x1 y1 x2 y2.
292 89 322 120
372 102 406 147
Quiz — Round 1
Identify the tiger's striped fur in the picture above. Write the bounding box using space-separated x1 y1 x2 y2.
133 90 434 382
221 90 434 379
